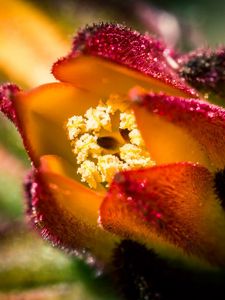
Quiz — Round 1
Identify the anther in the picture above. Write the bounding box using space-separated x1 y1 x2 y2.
66 95 155 189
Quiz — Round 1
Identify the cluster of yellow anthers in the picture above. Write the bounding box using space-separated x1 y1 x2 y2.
66 95 155 189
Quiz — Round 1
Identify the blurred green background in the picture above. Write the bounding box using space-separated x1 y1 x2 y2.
0 0 225 299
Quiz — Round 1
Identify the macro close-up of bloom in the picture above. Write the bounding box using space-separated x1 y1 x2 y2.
1 21 225 299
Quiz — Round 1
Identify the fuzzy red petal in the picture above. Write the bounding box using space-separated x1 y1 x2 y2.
25 155 118 266
53 23 197 97
0 83 20 124
100 163 225 267
178 47 225 100
130 90 225 170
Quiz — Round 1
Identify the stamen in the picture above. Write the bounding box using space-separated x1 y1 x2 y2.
120 112 136 131
97 155 123 184
85 103 112 131
66 94 155 189
120 144 152 168
73 133 101 164
77 160 101 189
129 129 144 146
67 116 85 140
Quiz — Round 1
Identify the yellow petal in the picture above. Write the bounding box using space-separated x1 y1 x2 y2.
13 82 101 166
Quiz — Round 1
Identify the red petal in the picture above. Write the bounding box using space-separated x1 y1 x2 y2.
178 47 225 101
25 155 118 266
100 163 225 267
0 83 20 124
53 23 197 98
130 91 225 170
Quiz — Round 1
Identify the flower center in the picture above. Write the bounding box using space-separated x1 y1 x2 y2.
66 95 155 189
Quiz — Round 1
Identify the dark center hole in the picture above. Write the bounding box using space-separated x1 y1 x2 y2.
97 136 119 150
120 128 130 142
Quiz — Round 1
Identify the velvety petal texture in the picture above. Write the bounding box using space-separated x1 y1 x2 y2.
178 47 225 99
1 23 225 271
130 90 225 170
0 83 20 124
100 163 225 267
53 23 197 97
26 155 118 266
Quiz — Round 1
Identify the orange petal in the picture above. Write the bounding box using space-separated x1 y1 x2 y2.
100 163 225 268
53 55 192 99
52 24 197 98
130 90 225 171
13 82 100 166
26 154 118 265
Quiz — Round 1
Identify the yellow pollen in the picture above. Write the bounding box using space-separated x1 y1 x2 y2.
73 133 101 164
77 160 101 189
97 155 123 184
85 102 112 131
66 94 155 189
120 112 136 131
67 116 85 140
129 129 144 146
120 144 152 168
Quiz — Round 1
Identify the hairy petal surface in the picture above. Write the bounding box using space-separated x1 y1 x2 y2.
130 91 225 170
53 23 197 98
178 47 225 100
25 155 118 266
100 163 225 268
0 83 20 124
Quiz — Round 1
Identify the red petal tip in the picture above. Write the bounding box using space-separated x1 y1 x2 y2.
130 91 225 169
53 23 197 97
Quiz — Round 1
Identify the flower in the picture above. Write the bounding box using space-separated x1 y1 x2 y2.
1 23 225 272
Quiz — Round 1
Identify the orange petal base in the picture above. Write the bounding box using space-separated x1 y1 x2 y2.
100 163 225 268
26 155 119 266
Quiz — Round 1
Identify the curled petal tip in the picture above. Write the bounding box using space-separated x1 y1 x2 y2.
53 23 197 97
132 92 225 170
